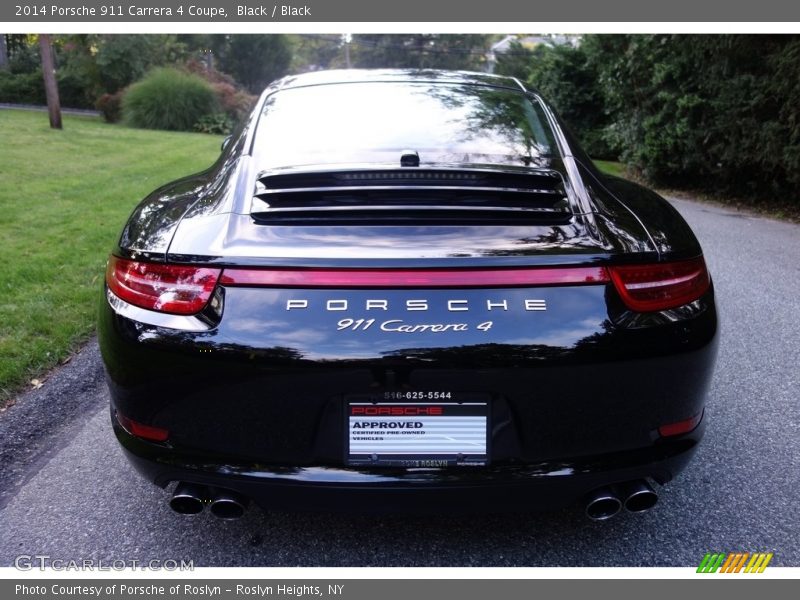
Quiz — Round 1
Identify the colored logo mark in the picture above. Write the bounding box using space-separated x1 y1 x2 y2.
697 552 773 573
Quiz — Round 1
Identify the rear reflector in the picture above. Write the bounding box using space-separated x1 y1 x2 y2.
106 256 221 315
658 410 704 437
116 411 169 442
608 257 710 312
219 267 609 288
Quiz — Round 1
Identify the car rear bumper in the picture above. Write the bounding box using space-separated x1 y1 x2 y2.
100 281 717 513
112 406 704 513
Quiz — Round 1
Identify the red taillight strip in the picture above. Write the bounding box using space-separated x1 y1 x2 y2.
623 270 702 290
658 410 704 437
116 411 169 442
218 266 610 288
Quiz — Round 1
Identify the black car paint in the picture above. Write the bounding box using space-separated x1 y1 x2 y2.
99 70 718 513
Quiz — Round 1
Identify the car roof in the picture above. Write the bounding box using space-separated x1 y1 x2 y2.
268 69 527 93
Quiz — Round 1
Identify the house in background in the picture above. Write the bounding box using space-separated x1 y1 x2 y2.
485 34 580 73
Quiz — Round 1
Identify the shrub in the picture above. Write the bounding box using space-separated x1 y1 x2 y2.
585 34 800 199
193 113 233 135
122 67 218 131
0 70 46 105
95 90 125 123
211 81 256 121
56 71 97 109
0 69 98 108
183 59 257 121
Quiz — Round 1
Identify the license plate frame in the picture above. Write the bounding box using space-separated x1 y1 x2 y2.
344 393 490 468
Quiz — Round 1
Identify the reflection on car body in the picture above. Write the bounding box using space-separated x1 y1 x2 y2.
99 69 718 520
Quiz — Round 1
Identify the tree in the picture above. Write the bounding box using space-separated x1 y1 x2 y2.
215 35 292 93
496 41 613 158
0 34 8 70
287 34 344 72
350 35 490 71
38 34 61 129
95 34 187 93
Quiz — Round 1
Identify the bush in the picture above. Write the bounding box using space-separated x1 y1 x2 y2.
95 90 125 123
585 34 800 200
0 69 97 108
211 81 256 121
183 59 257 121
122 67 218 131
0 70 46 104
56 71 97 109
193 112 233 135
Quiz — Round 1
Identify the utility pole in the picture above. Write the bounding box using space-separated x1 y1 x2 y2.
39 34 62 130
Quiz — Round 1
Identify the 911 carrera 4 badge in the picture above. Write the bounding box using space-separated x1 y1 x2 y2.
336 318 493 333
287 297 547 333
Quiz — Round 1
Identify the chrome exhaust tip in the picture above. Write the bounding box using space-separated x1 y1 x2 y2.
621 480 659 513
169 482 208 515
585 487 623 521
209 488 248 520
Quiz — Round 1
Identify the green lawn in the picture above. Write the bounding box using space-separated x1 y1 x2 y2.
0 110 222 404
593 160 626 178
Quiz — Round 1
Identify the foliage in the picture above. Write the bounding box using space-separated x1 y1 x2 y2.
214 35 292 93
0 110 221 404
122 67 218 131
5 35 40 74
94 34 187 93
182 58 257 120
496 41 614 158
95 90 124 122
193 112 233 135
351 35 490 71
288 34 346 71
0 70 46 104
54 35 102 107
584 34 800 199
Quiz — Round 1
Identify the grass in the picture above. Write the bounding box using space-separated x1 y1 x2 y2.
0 110 222 405
593 160 626 178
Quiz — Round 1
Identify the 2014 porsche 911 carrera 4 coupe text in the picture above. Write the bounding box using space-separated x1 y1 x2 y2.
99 70 718 520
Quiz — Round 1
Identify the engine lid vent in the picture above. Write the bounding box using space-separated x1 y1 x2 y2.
252 168 573 224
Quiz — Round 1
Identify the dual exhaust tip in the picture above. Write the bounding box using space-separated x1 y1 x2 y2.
169 482 248 519
585 480 658 521
171 479 655 521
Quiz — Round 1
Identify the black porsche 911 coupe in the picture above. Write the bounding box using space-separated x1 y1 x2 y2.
99 69 718 520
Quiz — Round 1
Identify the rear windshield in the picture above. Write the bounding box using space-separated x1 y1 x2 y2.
252 81 558 170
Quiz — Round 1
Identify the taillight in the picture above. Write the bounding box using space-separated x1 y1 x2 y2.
106 256 221 315
608 257 710 312
116 411 169 442
658 410 704 437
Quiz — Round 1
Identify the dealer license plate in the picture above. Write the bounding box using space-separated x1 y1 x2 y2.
345 394 489 467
